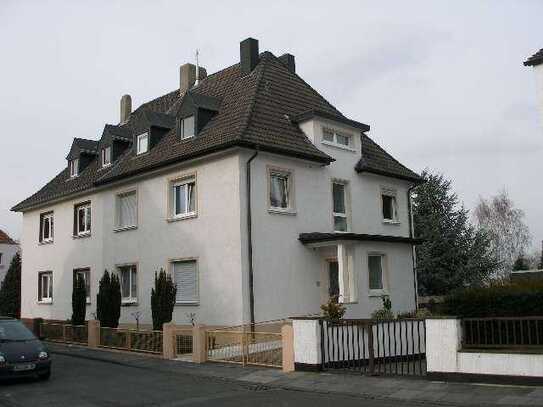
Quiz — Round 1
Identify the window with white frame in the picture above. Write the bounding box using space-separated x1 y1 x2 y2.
118 265 137 303
116 190 137 229
269 170 292 210
381 191 398 222
101 146 111 167
74 202 91 236
180 116 195 140
69 159 79 177
172 260 198 304
171 177 196 218
368 255 385 291
73 268 91 303
38 271 53 303
39 211 54 243
137 133 149 155
322 127 353 149
332 182 349 232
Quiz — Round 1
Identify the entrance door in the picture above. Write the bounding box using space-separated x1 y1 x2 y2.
328 261 339 301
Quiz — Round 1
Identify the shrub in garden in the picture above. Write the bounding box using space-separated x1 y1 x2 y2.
321 296 346 321
96 270 122 328
0 252 21 318
71 274 87 325
151 269 177 331
442 281 543 317
371 295 395 320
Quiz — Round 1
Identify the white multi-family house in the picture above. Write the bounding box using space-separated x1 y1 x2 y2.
12 38 422 327
0 229 19 286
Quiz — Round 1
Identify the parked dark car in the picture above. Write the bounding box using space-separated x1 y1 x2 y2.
0 317 51 380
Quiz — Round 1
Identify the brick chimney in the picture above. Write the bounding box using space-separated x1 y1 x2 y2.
120 94 132 124
180 63 207 95
279 53 296 74
240 38 259 76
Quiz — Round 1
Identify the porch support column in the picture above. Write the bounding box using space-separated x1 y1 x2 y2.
337 243 349 303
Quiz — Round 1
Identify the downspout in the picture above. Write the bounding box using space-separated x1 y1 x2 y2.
408 184 418 310
246 149 259 327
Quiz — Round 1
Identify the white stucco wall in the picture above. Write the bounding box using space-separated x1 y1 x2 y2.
0 243 19 286
244 118 416 322
21 152 245 326
533 64 543 130
426 318 543 378
293 319 322 365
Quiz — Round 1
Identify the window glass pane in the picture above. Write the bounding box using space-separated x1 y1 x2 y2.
181 116 195 139
270 174 288 208
120 268 130 298
174 184 187 215
336 133 350 146
138 134 148 154
334 216 348 232
187 182 195 212
382 195 394 220
173 261 198 303
369 256 383 290
119 191 137 227
78 208 85 233
130 267 137 298
323 128 334 142
332 183 345 214
43 217 50 240
328 261 340 300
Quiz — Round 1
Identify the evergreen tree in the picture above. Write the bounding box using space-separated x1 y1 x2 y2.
71 274 87 325
151 269 177 330
0 252 21 318
96 270 122 328
413 170 499 295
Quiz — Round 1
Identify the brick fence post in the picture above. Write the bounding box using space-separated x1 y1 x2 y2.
281 323 295 372
87 320 100 348
192 325 207 363
162 323 176 360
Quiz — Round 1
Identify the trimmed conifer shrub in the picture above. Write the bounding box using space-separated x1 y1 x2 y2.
151 269 177 331
96 270 122 328
71 274 87 325
0 252 21 318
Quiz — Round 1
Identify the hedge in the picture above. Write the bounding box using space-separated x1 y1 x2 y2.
442 281 543 317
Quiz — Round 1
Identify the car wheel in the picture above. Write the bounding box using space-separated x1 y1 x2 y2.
38 370 51 381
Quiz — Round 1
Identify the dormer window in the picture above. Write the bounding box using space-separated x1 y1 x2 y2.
137 133 149 155
322 128 353 149
101 147 111 167
69 159 79 178
180 116 195 140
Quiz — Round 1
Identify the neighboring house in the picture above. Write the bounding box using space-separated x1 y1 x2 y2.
525 48 543 127
12 38 422 327
0 229 19 286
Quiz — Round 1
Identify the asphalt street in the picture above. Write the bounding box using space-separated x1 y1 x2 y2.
0 354 441 407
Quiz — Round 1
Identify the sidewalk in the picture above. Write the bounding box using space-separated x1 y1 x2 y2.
48 343 543 406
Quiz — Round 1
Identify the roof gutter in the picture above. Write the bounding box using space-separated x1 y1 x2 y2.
246 149 258 328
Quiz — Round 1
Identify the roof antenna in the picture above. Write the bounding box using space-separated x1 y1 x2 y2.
195 49 200 86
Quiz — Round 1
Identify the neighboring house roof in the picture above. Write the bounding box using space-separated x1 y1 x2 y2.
12 50 420 212
524 49 543 67
0 230 17 245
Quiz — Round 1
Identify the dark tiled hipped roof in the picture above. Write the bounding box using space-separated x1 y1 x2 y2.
0 230 17 245
12 51 420 212
524 49 543 67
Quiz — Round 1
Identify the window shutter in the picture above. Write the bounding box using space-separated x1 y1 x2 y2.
173 261 198 303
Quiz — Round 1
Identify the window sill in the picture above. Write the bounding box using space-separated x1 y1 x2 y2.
114 225 138 233
268 207 297 216
369 289 389 298
383 219 401 225
37 300 53 305
73 233 91 239
175 302 199 306
38 240 54 246
121 301 138 306
321 140 356 152
167 213 197 223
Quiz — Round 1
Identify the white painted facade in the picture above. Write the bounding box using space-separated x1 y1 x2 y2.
0 242 19 286
20 117 417 326
426 318 543 378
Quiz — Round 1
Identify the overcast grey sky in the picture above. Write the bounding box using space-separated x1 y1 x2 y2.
1 1 542 250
